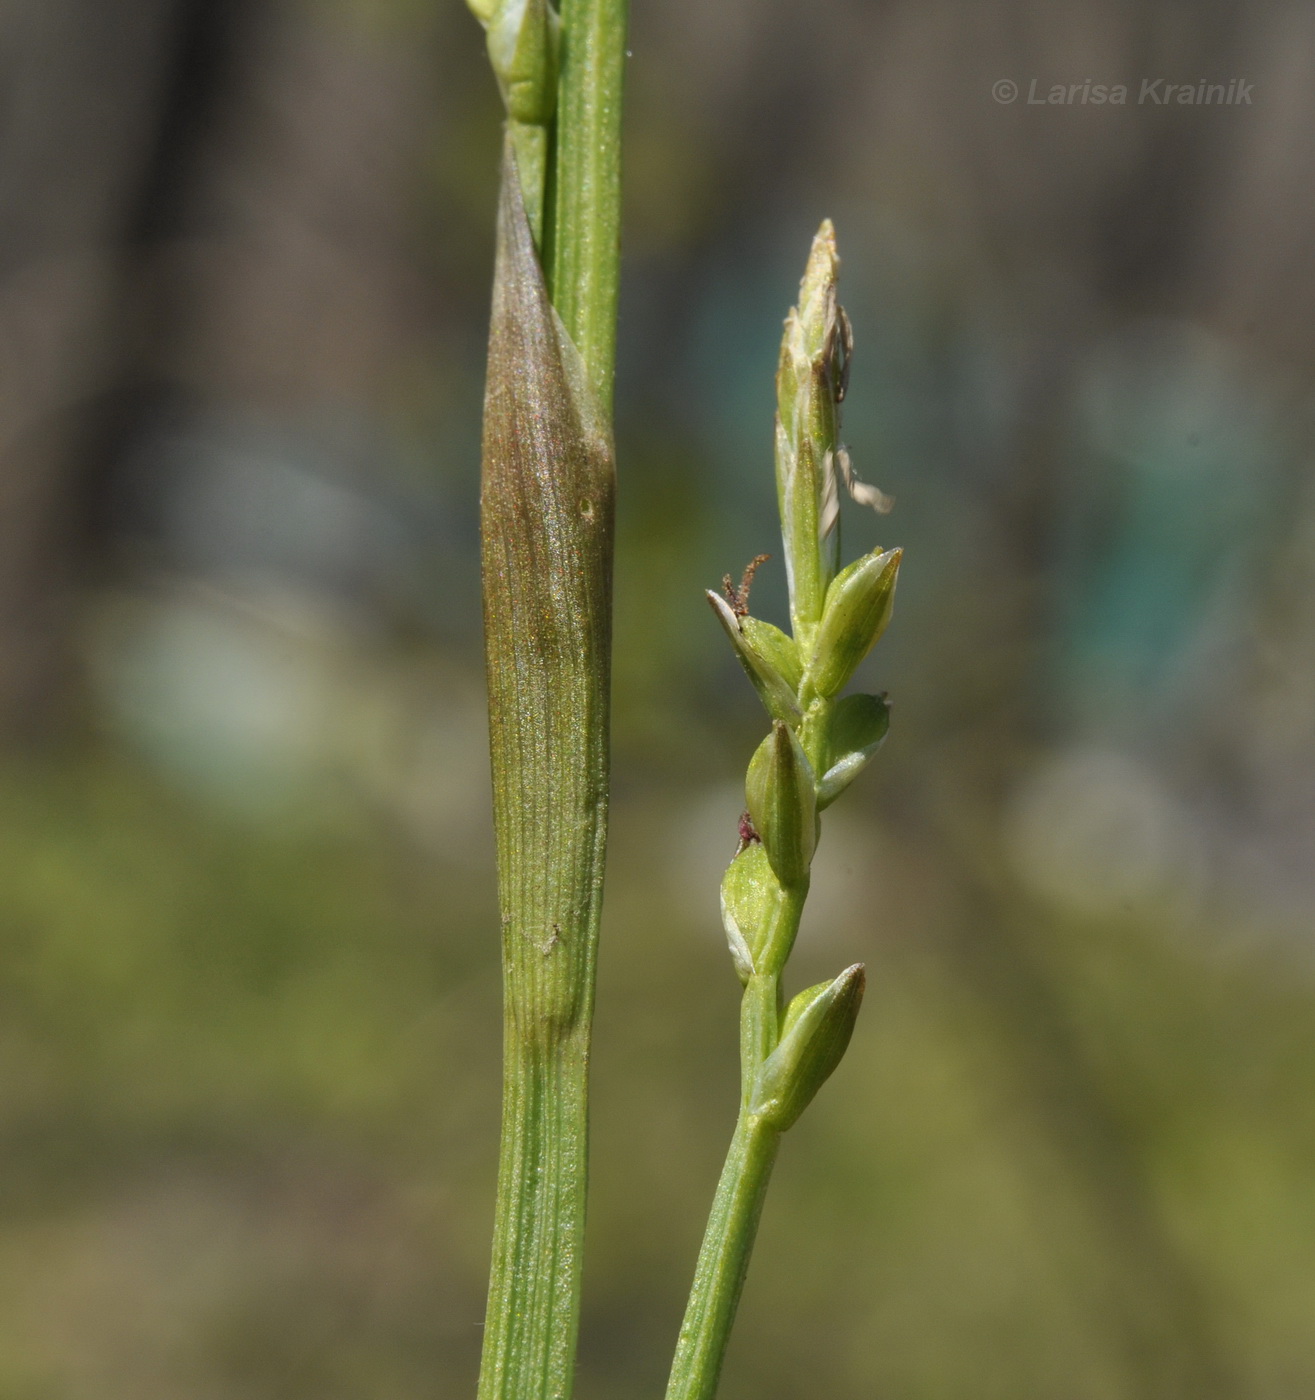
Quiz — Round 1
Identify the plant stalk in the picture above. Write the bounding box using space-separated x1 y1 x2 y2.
667 892 802 1400
664 1113 782 1400
547 0 628 413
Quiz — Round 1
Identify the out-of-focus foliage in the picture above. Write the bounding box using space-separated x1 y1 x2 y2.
2 0 1315 1395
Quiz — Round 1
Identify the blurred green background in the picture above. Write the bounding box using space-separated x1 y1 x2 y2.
2 0 1315 1395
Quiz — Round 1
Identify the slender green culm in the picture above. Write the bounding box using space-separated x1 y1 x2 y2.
548 0 628 412
666 223 900 1400
468 0 625 1397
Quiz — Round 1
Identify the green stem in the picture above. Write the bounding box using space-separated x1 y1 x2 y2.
664 1114 782 1400
547 0 627 413
480 1033 592 1400
508 120 550 244
666 886 805 1400
739 973 780 1107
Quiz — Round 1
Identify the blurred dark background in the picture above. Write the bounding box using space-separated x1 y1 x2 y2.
2 0 1314 1395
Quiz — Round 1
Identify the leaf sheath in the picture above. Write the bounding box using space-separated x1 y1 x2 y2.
478 146 615 1400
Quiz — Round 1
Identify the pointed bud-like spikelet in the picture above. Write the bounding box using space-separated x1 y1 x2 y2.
776 434 827 631
720 842 782 983
707 593 802 724
774 421 800 620
807 547 901 698
776 222 848 631
467 0 498 22
779 222 842 410
817 693 890 808
752 963 865 1130
486 0 560 125
740 617 802 693
746 721 817 888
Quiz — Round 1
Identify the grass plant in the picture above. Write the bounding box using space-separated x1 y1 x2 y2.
467 7 898 1397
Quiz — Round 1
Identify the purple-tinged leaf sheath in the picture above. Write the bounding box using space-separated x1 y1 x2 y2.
482 142 614 1039
478 145 615 1400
